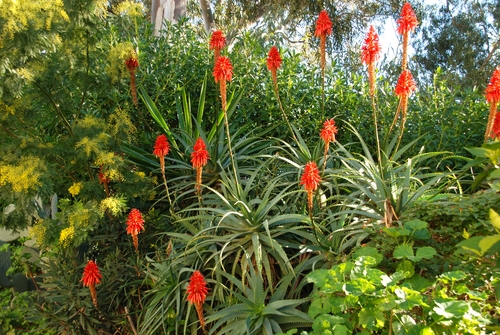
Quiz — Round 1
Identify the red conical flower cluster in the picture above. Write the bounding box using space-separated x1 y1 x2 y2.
153 134 170 174
315 10 332 72
191 137 210 194
361 26 382 96
187 270 209 330
209 30 226 62
125 56 139 106
126 208 145 252
320 119 338 173
485 68 500 140
397 2 418 70
267 46 282 87
300 161 321 213
82 260 102 307
491 112 500 141
393 69 417 131
213 56 233 112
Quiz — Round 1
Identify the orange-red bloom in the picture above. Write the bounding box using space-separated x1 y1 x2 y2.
266 46 282 72
191 138 210 194
485 68 500 104
210 30 226 61
320 119 338 144
125 57 139 71
82 260 102 307
213 56 233 83
187 270 209 330
301 162 321 213
191 137 209 169
187 270 209 304
491 112 500 140
82 260 102 287
125 57 139 106
396 2 418 35
314 10 332 37
395 69 416 97
126 208 145 251
153 134 170 174
361 26 381 65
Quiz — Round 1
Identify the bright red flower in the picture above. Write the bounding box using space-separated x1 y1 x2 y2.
361 26 381 65
395 69 417 97
187 270 209 304
191 138 209 169
213 56 233 83
300 161 321 192
397 2 418 35
209 30 226 51
485 68 500 104
125 57 139 71
153 134 170 157
315 10 332 37
320 119 338 144
266 46 282 72
491 112 500 140
126 208 145 236
81 260 102 287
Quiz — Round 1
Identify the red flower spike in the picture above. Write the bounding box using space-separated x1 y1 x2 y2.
126 208 145 251
266 46 282 72
210 30 226 61
153 134 170 174
82 260 102 287
82 260 102 308
300 162 321 213
395 70 417 97
191 138 210 194
213 56 233 83
191 138 210 169
361 26 381 65
315 10 333 37
125 56 139 107
397 2 419 35
485 68 500 104
320 119 338 144
187 270 209 330
187 270 209 304
125 57 139 71
491 112 500 140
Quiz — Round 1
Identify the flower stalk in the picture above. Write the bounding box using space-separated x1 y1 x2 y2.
187 271 209 332
153 134 173 208
126 208 145 253
81 260 102 308
125 56 139 107
315 10 332 116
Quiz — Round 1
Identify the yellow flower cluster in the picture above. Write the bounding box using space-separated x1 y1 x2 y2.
68 182 82 196
100 197 126 216
59 225 75 248
135 171 146 179
114 1 144 18
29 220 47 246
109 108 137 142
0 156 45 193
68 208 93 228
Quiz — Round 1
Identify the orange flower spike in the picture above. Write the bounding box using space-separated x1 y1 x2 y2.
210 30 226 62
300 161 321 213
320 119 338 172
187 270 209 330
191 138 210 193
361 26 382 96
126 208 145 251
125 57 139 107
491 112 500 141
397 2 418 70
485 68 500 140
153 134 170 174
315 10 332 71
267 46 282 87
213 56 233 111
81 260 102 307
394 69 417 129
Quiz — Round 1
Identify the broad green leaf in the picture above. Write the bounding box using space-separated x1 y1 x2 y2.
308 297 331 319
490 209 500 230
456 236 483 255
432 299 469 319
404 219 428 231
332 325 350 335
479 235 500 255
352 247 383 265
439 271 467 283
415 247 436 260
420 327 435 335
394 287 428 310
358 308 385 330
465 147 489 158
393 244 414 259
343 278 376 295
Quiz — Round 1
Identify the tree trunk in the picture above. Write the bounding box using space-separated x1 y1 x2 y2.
151 0 187 36
199 0 216 34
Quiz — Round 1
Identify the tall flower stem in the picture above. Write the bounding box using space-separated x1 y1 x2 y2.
273 84 298 144
315 10 332 119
